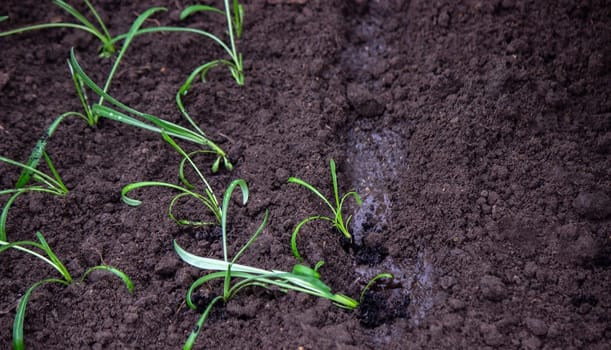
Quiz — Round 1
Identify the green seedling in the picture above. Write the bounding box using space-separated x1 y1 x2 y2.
108 1 244 85
0 231 133 350
171 1 245 141
0 0 116 57
121 132 222 227
288 159 362 261
100 1 245 128
68 48 231 172
174 179 391 350
0 153 68 241
178 0 244 85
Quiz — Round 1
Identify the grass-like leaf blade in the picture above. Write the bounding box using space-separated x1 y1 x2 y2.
13 278 69 350
82 265 134 294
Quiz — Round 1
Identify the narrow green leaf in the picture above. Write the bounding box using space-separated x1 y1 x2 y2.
359 273 394 303
290 215 329 262
121 181 201 207
36 232 72 282
82 0 112 45
221 179 248 262
173 240 269 275
14 126 50 185
288 177 335 214
182 296 224 350
13 279 69 350
1 191 22 241
180 5 223 20
82 265 134 294
99 7 167 107
292 264 320 280
232 209 269 264
53 0 103 40
0 23 106 43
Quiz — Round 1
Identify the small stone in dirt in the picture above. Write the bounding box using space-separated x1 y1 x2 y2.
573 191 611 220
523 261 538 278
567 232 597 263
154 256 179 277
595 132 611 154
124 312 138 324
275 167 290 183
479 275 507 302
0 71 9 90
448 297 466 311
480 323 504 347
525 317 548 336
522 335 542 350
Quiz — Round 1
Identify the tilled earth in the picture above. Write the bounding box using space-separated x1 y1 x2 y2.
1 0 609 349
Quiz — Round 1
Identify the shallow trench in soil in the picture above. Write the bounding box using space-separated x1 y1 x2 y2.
340 1 433 329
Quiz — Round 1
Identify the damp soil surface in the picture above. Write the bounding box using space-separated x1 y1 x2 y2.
1 0 610 349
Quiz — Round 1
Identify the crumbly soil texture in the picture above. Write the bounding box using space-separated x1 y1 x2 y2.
1 0 610 349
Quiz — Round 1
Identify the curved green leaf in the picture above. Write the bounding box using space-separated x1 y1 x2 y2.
180 5 223 20
82 265 134 294
13 279 69 350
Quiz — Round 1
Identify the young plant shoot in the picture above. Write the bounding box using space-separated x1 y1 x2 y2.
173 179 391 350
0 0 116 57
0 153 68 241
121 132 222 227
68 48 232 172
0 232 133 350
288 159 362 261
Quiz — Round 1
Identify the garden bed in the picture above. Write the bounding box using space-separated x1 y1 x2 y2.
1 0 609 349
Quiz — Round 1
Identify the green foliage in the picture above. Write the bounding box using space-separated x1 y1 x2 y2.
0 0 116 57
0 232 133 350
178 0 244 85
288 159 362 261
173 179 390 349
0 154 69 241
68 49 231 172
121 132 223 227
175 1 245 142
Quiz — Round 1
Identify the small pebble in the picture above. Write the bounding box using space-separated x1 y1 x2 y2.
573 191 611 220
480 323 504 346
480 275 507 302
154 256 179 277
525 317 548 336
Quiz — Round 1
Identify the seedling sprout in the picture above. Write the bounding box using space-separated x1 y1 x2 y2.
0 153 68 241
0 0 117 57
174 179 392 349
122 132 223 227
0 232 133 350
288 159 362 261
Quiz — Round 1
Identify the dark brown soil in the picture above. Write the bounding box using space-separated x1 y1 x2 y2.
1 0 610 349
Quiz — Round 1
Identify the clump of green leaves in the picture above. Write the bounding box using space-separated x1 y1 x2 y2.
121 132 223 227
173 179 391 350
1 6 232 239
0 231 133 350
0 0 116 57
175 1 245 143
0 153 68 241
288 159 362 261
178 0 244 85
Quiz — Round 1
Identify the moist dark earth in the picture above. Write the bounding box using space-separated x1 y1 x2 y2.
1 0 610 349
